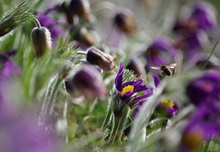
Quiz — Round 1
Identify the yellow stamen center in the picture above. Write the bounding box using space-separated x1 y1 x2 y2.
121 85 134 96
161 100 174 108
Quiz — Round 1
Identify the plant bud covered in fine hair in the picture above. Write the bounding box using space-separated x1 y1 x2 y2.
68 65 107 100
114 9 136 35
86 47 116 71
70 26 96 47
31 26 52 58
69 0 93 22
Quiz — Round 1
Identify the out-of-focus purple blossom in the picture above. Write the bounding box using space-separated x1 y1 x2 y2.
66 65 107 100
0 51 22 77
189 2 217 31
173 30 209 60
180 102 220 152
37 12 63 40
186 70 220 106
145 37 180 69
0 113 61 152
174 30 207 51
0 75 61 152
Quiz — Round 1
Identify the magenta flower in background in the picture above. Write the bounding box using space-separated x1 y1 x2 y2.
186 70 220 106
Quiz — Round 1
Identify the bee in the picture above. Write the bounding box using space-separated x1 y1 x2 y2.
151 56 182 78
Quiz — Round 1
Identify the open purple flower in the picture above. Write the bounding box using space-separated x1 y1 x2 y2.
115 63 149 101
134 75 178 118
186 70 220 106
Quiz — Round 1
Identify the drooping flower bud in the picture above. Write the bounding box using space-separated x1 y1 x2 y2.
69 0 93 22
114 8 136 35
66 65 107 100
31 26 52 59
86 47 116 71
70 26 96 47
126 57 146 79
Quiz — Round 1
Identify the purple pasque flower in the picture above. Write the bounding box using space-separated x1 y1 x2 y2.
133 74 159 116
0 51 22 77
157 99 178 118
186 70 220 106
115 63 149 101
145 37 180 70
180 102 220 152
126 57 146 79
189 1 217 31
134 75 178 118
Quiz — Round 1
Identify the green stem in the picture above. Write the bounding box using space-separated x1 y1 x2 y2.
203 140 211 152
101 104 113 131
202 41 218 70
39 74 62 120
109 106 130 144
34 19 41 28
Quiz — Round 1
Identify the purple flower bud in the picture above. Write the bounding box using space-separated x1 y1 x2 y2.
70 26 96 47
69 0 93 22
186 70 220 106
86 47 116 71
67 65 107 100
31 26 52 59
114 8 136 35
126 57 146 79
